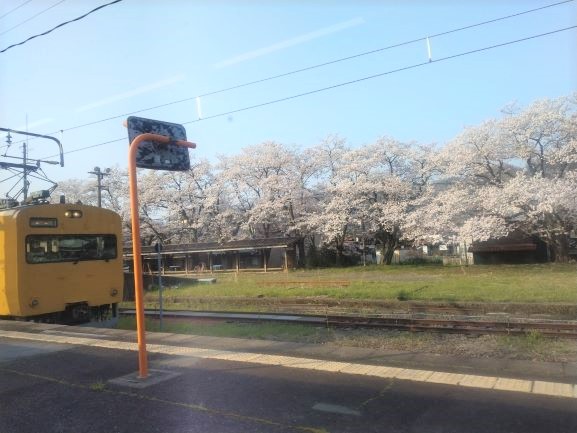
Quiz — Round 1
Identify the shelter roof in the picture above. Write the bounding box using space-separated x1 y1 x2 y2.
124 237 299 256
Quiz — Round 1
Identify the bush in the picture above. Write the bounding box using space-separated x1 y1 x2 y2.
398 256 443 266
396 289 412 301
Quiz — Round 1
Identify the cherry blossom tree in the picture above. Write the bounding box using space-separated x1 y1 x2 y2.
217 141 318 243
218 141 285 238
301 135 352 264
503 96 577 179
433 94 577 261
51 178 96 206
309 136 440 265
365 138 438 264
100 167 131 241
159 158 217 243
50 93 576 264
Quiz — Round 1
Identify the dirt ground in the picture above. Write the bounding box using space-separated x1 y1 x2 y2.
329 328 577 363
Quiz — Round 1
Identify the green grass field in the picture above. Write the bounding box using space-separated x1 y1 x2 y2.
118 317 328 343
119 264 577 362
133 263 577 306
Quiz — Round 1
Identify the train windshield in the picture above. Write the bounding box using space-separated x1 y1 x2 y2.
25 235 117 264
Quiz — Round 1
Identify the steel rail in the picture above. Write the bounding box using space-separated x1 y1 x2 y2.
119 308 577 338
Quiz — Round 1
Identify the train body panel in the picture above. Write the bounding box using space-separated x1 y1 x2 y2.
0 203 123 321
0 214 20 316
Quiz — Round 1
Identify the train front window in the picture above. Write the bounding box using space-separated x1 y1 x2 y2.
25 235 117 264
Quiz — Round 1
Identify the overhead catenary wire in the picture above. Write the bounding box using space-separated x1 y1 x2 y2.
179 26 577 125
37 25 577 161
0 0 35 21
8 0 575 146
0 0 123 52
0 0 66 36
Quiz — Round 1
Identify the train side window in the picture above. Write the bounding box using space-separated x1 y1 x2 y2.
25 235 117 264
102 236 117 260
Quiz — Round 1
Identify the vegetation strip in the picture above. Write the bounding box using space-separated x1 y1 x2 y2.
133 296 577 317
120 309 577 338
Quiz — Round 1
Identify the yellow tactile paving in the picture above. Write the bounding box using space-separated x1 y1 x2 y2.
97 340 138 350
54 337 100 346
285 359 329 369
1 329 576 400
366 366 405 379
331 363 376 375
425 371 465 385
2 331 60 343
532 381 575 398
493 378 532 394
246 354 289 366
277 356 319 366
184 348 228 358
147 345 197 355
459 375 499 389
250 354 305 366
210 352 264 362
315 361 353 372
395 369 434 382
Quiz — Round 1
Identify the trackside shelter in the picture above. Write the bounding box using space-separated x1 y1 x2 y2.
123 237 299 274
468 234 549 264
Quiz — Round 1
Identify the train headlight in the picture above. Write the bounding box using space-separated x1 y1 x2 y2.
110 288 119 297
29 298 39 308
64 210 83 218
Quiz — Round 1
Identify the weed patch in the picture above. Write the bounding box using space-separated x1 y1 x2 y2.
89 380 106 392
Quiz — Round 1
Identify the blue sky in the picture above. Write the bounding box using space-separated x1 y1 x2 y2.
1 0 576 197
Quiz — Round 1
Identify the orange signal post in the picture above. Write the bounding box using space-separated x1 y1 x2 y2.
128 133 196 379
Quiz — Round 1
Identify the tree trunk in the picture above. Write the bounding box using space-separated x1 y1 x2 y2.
383 241 397 265
376 227 400 265
382 237 400 265
305 235 318 268
296 237 306 267
335 238 345 266
549 232 571 263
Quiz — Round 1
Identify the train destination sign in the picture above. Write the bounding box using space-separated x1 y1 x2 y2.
126 116 191 171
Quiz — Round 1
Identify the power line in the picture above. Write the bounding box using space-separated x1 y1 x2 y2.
0 0 66 36
0 0 35 21
185 26 577 124
62 137 125 156
9 0 575 146
198 0 577 99
38 25 577 160
0 0 122 53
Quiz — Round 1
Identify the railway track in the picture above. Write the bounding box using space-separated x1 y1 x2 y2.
119 308 577 338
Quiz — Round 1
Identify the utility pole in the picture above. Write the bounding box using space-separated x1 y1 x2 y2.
88 166 110 207
1 127 64 202
22 141 28 201
155 241 163 331
23 116 28 201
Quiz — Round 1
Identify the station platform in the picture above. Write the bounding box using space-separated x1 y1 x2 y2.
2 320 577 432
1 320 576 399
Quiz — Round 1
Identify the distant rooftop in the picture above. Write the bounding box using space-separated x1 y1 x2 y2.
124 237 299 256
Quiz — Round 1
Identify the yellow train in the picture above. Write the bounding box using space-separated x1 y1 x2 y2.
0 201 123 323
